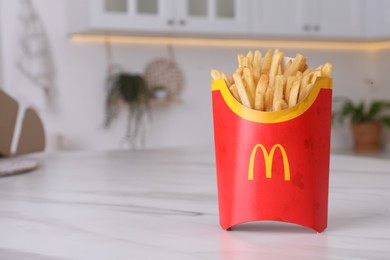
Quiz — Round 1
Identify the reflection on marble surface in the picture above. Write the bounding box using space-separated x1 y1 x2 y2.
0 147 389 259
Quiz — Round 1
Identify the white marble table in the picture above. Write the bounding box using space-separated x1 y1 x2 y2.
0 147 390 260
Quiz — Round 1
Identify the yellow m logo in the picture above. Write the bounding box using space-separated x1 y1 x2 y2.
248 144 291 181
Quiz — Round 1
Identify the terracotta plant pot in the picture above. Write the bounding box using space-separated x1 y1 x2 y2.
351 122 382 152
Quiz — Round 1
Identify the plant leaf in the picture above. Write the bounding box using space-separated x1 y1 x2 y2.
367 101 382 121
381 116 390 127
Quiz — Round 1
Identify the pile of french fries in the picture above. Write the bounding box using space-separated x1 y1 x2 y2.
211 49 333 112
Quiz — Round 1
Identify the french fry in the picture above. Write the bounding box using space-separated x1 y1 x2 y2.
273 75 284 112
210 69 221 80
298 74 311 103
265 86 274 112
261 49 273 75
299 83 314 103
243 67 256 103
254 93 264 111
274 100 282 112
253 50 262 83
255 74 269 111
229 84 241 102
274 99 288 112
285 76 295 102
322 63 333 77
284 53 304 77
288 80 301 108
233 72 253 109
298 56 307 72
246 50 254 64
235 67 243 76
241 57 249 68
285 59 293 73
303 68 311 76
277 64 282 75
228 75 234 85
310 69 322 84
220 71 231 87
269 50 284 87
237 53 244 67
281 99 288 109
256 74 269 96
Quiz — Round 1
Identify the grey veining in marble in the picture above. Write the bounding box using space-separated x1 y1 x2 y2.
0 147 390 259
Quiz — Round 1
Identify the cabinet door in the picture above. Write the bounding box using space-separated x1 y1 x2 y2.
367 0 390 39
377 0 390 38
90 0 174 32
175 0 249 34
250 0 312 37
312 0 364 39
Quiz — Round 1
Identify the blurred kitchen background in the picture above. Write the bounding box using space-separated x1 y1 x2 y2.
1 0 390 153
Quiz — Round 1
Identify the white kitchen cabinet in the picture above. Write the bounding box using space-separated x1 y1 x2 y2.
67 0 174 33
175 0 249 34
250 0 312 37
251 0 365 39
365 0 390 39
313 0 364 38
67 0 382 40
67 0 249 35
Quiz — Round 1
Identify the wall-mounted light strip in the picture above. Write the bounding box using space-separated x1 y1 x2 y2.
70 34 390 51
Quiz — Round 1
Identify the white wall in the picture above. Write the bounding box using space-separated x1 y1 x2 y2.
368 50 390 149
0 0 388 151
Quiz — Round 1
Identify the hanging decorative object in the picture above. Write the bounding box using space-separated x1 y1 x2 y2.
143 45 184 100
16 0 55 99
104 40 150 149
105 71 150 148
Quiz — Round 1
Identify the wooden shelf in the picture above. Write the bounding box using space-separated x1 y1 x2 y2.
111 98 182 106
149 98 182 106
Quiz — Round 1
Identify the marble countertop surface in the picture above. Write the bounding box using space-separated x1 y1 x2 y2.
0 147 390 260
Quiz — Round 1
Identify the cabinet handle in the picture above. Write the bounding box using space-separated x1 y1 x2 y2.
313 25 320 32
303 24 310 31
179 19 186 26
167 19 174 26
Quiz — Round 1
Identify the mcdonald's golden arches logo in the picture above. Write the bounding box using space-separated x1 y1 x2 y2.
248 144 291 181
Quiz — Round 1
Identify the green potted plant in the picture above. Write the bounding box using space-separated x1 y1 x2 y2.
105 72 150 148
333 98 390 152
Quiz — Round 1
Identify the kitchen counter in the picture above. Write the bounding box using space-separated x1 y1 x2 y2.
0 147 389 259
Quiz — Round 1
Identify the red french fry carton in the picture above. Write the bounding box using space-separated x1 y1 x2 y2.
212 77 332 232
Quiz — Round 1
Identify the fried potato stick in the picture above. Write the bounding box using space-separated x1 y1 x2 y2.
233 72 253 108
